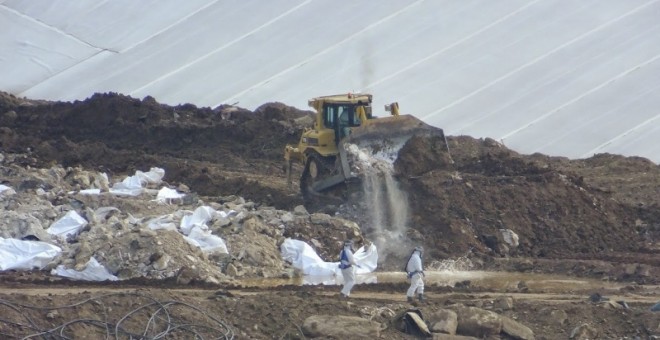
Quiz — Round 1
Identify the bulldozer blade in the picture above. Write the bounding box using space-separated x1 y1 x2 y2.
342 114 448 163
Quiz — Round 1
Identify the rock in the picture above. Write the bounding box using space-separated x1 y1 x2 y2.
310 238 323 249
589 292 608 303
225 263 239 277
341 220 362 237
516 281 529 292
544 308 568 326
501 316 534 340
602 300 623 309
636 264 653 278
90 172 109 191
622 264 638 276
310 213 332 225
293 205 308 215
139 228 157 237
1 110 17 124
176 267 197 285
495 296 514 310
152 254 170 270
432 335 480 340
178 193 195 205
570 323 598 340
499 229 519 247
651 302 660 312
454 305 502 338
302 315 380 338
280 212 294 223
242 217 263 233
0 212 49 241
428 309 458 335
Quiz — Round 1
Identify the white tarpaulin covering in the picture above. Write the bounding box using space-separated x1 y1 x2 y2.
180 206 214 235
109 167 165 196
0 184 16 196
46 210 88 238
183 226 228 254
154 187 186 204
52 257 119 281
141 206 229 254
280 238 378 277
146 214 178 231
0 237 62 271
79 188 101 195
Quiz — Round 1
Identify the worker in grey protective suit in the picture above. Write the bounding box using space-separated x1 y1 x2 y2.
339 239 357 298
405 246 425 303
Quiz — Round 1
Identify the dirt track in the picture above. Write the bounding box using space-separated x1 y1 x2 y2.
1 273 658 339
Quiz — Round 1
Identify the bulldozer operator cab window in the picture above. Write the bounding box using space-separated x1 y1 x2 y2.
324 104 361 142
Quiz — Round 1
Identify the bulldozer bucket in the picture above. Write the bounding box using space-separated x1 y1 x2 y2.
341 114 449 166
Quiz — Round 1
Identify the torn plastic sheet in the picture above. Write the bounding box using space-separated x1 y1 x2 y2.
0 184 16 196
93 207 120 221
109 167 165 196
0 237 62 270
183 226 229 254
280 238 378 278
52 257 119 281
146 214 178 231
154 187 185 204
145 206 230 254
180 206 215 235
47 210 88 238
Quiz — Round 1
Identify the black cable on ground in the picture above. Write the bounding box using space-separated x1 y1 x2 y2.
0 292 234 340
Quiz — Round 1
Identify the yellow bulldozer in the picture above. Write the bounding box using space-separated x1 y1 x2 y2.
284 93 448 200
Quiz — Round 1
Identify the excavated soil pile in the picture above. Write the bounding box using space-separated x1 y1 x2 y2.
392 135 659 281
0 92 309 209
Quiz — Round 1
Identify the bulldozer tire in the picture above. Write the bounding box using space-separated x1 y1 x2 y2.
300 153 344 208
300 153 323 201
308 157 320 180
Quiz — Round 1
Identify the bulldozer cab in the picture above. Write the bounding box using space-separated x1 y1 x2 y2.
310 93 373 145
322 104 363 143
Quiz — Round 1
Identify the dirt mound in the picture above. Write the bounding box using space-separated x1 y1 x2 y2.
0 92 311 209
392 136 657 264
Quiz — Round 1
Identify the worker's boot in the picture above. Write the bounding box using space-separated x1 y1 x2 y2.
418 294 425 303
407 296 414 303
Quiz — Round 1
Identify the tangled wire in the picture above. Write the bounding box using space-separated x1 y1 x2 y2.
0 292 234 339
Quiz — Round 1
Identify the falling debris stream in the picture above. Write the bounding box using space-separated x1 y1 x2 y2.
345 142 414 263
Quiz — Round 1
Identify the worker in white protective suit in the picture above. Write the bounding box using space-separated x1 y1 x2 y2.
405 246 425 303
338 239 358 298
